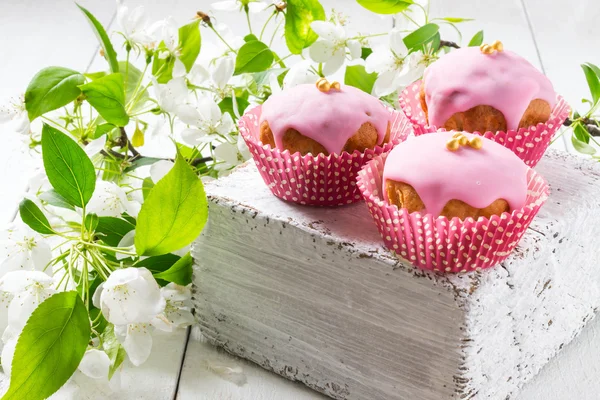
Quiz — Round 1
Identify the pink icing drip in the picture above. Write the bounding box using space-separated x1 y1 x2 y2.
383 131 528 217
259 84 389 155
423 48 556 131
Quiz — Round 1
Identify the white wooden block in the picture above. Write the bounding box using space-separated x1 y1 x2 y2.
191 149 600 400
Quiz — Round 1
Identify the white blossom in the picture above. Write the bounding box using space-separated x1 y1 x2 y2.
178 97 235 147
149 16 180 57
84 135 107 158
152 76 188 114
93 267 165 326
0 95 30 136
173 59 210 88
152 283 194 332
0 270 55 337
114 322 154 366
86 180 141 218
308 21 361 75
116 0 153 48
1 338 16 376
365 28 424 97
211 0 267 13
394 0 428 31
78 349 111 380
0 225 52 278
214 141 244 174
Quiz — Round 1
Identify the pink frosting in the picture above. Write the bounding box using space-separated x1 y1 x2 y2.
423 47 556 130
259 84 389 155
383 131 528 217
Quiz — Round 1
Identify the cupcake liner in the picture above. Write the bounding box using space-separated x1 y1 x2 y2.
398 80 571 167
239 105 411 206
357 153 549 272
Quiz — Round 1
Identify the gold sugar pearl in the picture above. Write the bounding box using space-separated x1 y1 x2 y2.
492 40 504 52
458 135 469 146
446 138 460 151
452 132 464 139
330 81 341 91
316 78 331 92
480 44 494 55
468 136 483 150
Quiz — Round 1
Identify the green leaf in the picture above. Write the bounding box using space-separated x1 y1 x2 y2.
219 96 250 118
24 67 85 121
357 0 413 14
92 123 116 139
119 61 148 106
2 291 90 400
284 0 326 54
142 178 154 201
84 71 107 80
135 253 180 286
95 216 135 246
77 4 119 73
361 47 373 60
244 34 259 42
85 213 100 231
154 252 193 285
403 23 440 51
441 17 473 23
100 324 126 380
344 65 378 94
79 73 129 127
178 20 202 72
572 133 597 155
123 156 164 173
38 189 75 211
152 21 202 83
19 199 54 235
152 50 175 84
573 121 590 143
41 124 96 208
234 40 274 75
135 156 208 256
468 30 484 47
582 63 600 105
135 253 180 274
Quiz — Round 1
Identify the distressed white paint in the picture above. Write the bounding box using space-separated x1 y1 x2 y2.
191 150 600 399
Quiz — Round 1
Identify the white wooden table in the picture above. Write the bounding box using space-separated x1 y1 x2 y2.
1 0 599 399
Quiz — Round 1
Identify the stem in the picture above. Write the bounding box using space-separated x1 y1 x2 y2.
85 242 137 256
126 62 149 112
260 11 276 41
245 7 253 34
439 40 460 49
124 49 131 89
269 17 284 47
210 25 235 53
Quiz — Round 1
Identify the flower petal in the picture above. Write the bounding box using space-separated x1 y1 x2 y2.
310 21 341 41
84 135 107 157
179 128 206 147
247 1 267 13
172 58 187 78
211 0 240 11
372 70 398 97
214 142 239 165
149 160 174 183
347 40 362 60
1 339 16 377
322 48 346 76
308 40 335 63
188 64 209 87
78 349 110 379
211 56 234 90
116 323 154 366
389 28 408 57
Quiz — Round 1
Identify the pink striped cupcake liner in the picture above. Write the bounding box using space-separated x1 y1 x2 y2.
357 153 549 272
239 105 411 206
398 80 570 167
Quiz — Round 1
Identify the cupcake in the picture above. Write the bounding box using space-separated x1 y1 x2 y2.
357 131 549 272
240 79 410 206
399 42 570 167
259 79 391 156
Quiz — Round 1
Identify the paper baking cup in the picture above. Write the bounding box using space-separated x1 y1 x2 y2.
239 105 411 206
398 80 570 167
357 153 549 272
